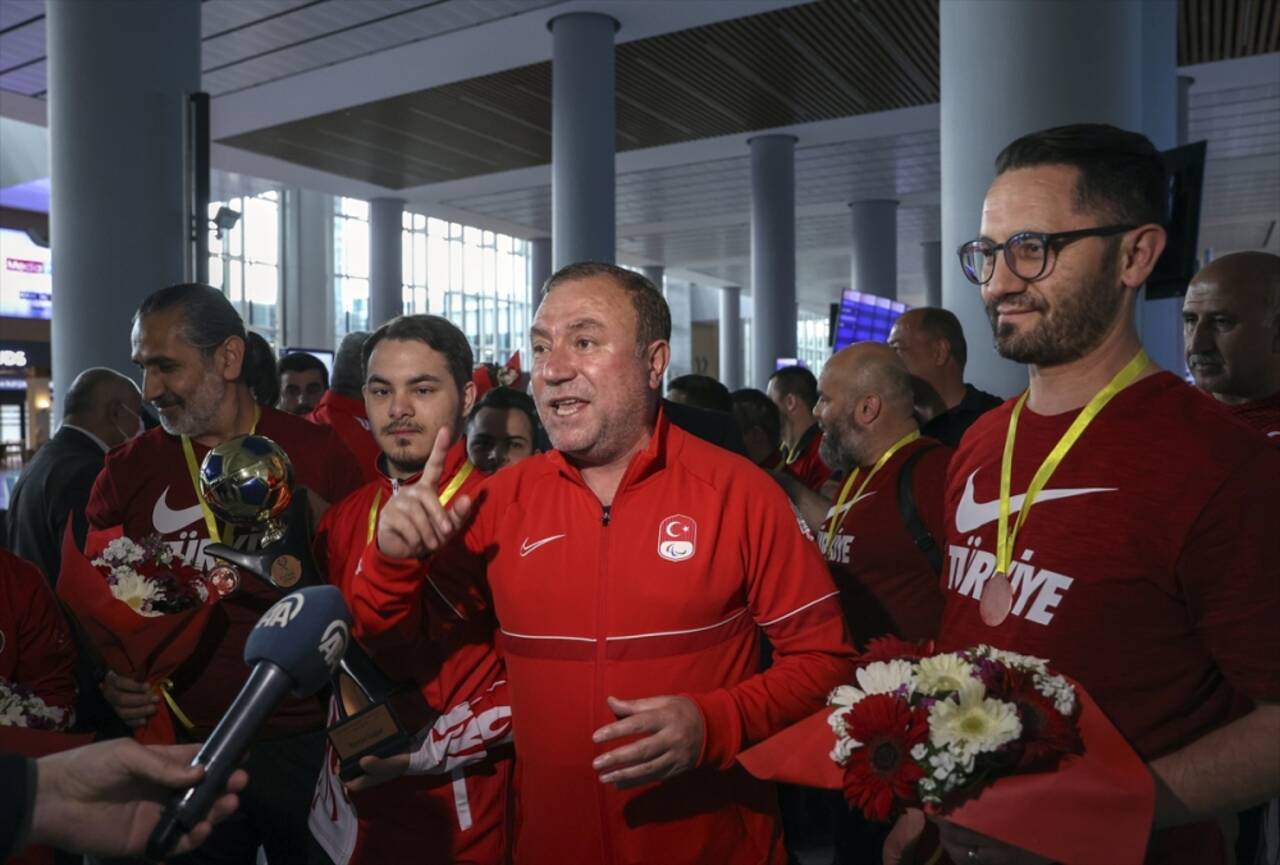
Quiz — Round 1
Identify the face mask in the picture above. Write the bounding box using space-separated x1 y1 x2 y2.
113 404 145 445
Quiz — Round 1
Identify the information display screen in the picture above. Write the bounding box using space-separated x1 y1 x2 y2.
0 228 51 320
832 290 907 351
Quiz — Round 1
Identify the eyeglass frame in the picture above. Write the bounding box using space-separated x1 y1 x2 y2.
956 224 1138 286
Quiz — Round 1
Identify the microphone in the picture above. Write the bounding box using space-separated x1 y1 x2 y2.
146 586 351 862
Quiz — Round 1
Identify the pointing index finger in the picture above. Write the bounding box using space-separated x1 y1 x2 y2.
422 425 453 487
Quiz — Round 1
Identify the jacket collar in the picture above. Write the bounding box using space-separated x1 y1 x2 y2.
376 436 470 495
545 401 673 494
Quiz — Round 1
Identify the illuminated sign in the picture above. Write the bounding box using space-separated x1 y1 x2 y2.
0 350 28 367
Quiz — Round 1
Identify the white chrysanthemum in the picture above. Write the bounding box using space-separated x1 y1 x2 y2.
827 705 851 737
854 659 916 698
99 537 146 565
928 680 1022 756
1034 672 1077 716
915 653 977 695
828 684 865 708
110 572 162 616
829 733 860 766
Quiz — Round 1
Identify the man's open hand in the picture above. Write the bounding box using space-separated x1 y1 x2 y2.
376 427 472 559
591 695 705 789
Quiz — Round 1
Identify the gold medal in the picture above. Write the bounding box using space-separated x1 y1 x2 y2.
270 554 303 588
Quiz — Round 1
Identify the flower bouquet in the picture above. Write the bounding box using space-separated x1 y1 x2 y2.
738 638 1154 865
57 525 219 744
0 675 93 760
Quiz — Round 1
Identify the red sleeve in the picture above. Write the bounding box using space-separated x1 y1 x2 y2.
84 455 122 532
317 427 365 504
407 677 513 775
4 554 77 712
688 481 857 769
1175 452 1280 702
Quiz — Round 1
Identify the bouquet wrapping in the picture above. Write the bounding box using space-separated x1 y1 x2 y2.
57 525 219 744
738 638 1153 865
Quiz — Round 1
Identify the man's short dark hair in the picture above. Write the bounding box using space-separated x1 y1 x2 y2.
995 124 1168 227
362 315 473 395
331 331 368 398
768 365 818 408
730 388 781 450
134 283 272 393
914 308 969 370
468 386 541 437
668 374 732 413
279 352 329 389
62 368 134 420
543 262 672 350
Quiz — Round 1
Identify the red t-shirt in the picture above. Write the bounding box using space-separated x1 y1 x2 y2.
0 549 76 716
310 391 381 483
939 372 1280 864
85 406 364 735
783 423 833 492
820 436 951 646
1225 391 1280 444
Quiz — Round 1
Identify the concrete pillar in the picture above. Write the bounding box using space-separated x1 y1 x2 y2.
664 279 692 383
282 188 334 349
48 0 200 389
1177 75 1194 146
849 199 898 301
749 134 797 388
640 266 665 292
528 236 552 310
940 0 1168 397
550 13 616 267
921 241 943 308
719 285 743 390
368 197 404 330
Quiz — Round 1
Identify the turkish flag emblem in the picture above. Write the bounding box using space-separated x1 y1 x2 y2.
657 514 697 562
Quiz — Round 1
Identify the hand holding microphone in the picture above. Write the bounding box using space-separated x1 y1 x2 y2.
145 586 352 862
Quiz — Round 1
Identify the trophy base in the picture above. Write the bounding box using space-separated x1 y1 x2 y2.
328 689 438 782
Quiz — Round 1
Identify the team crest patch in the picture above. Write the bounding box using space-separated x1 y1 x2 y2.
657 515 696 562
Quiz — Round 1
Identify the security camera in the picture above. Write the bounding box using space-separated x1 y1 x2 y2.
211 206 241 239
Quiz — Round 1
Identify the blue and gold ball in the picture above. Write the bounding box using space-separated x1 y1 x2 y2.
199 434 294 528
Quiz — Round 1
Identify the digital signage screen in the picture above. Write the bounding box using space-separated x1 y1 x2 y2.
831 290 907 351
1 228 51 320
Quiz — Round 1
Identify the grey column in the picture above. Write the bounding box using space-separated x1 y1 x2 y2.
849 199 898 301
551 13 616 268
921 241 943 308
749 135 797 388
368 197 404 330
528 237 552 310
1177 75 1194 146
640 266 665 292
719 285 743 390
48 0 199 389
940 0 1165 397
282 188 334 349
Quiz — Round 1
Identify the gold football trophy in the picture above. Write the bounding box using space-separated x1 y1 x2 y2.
200 435 435 780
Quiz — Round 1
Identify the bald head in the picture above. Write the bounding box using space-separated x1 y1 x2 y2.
815 342 918 470
1183 251 1280 403
63 368 143 448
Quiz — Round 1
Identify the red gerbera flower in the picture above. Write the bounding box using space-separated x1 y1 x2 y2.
841 693 929 821
999 667 1082 770
856 636 933 669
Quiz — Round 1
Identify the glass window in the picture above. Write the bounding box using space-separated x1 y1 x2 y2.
796 310 831 378
208 190 281 346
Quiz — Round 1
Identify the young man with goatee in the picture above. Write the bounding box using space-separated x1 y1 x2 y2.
351 262 855 865
308 314 511 865
915 125 1279 865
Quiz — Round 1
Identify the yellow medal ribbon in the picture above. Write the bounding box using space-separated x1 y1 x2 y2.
179 405 260 546
823 429 920 555
366 459 475 544
995 349 1150 577
158 679 196 733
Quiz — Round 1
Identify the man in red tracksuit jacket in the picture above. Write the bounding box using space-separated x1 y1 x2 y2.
310 332 382 483
353 263 857 865
308 314 512 865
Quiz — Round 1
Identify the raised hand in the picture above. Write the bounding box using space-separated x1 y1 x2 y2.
375 426 473 560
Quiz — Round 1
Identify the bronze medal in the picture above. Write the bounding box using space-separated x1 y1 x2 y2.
979 570 1014 627
270 554 303 588
208 564 240 597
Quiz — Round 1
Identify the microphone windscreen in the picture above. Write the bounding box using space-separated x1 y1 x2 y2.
244 586 352 697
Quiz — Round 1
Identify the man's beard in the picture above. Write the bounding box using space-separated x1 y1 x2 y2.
987 254 1123 366
818 419 866 472
156 371 227 437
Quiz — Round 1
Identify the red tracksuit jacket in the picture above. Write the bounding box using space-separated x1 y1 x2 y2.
309 440 513 865
353 409 857 865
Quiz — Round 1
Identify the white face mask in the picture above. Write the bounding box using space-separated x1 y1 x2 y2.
113 403 146 445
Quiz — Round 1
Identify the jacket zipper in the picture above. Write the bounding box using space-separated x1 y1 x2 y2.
594 499 614 865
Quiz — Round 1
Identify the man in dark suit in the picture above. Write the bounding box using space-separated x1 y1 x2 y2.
6 367 143 584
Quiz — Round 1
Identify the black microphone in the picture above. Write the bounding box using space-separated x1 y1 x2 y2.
146 586 351 862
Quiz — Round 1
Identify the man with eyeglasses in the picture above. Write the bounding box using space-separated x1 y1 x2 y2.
917 124 1280 865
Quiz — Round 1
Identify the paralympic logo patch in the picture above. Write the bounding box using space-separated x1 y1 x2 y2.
657 515 696 562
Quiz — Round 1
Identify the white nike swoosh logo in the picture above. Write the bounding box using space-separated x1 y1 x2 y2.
519 534 565 557
151 486 206 535
954 470 1115 534
826 491 876 522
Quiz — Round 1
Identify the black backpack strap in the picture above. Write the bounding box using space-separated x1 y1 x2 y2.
897 444 943 576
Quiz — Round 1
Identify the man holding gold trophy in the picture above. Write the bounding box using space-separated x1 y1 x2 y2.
87 284 363 865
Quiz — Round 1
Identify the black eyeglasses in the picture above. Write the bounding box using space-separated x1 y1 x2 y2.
957 224 1136 285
